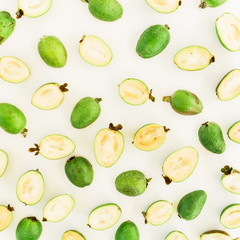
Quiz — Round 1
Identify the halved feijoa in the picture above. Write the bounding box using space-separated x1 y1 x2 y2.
31 83 68 110
228 121 240 143
62 230 86 240
0 205 14 231
16 0 52 18
43 194 75 222
16 170 44 205
0 150 8 177
200 230 232 240
115 221 139 240
142 200 173 225
0 56 30 83
199 0 228 8
29 134 75 160
221 165 240 195
174 46 214 71
94 123 124 167
88 203 121 230
162 147 198 184
119 78 155 105
133 124 169 151
79 35 112 66
165 231 188 240
216 13 240 52
220 204 240 229
146 0 181 13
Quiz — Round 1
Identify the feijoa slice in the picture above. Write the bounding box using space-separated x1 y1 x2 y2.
119 78 155 105
0 205 14 232
200 230 233 240
228 120 240 143
0 150 8 177
43 194 75 222
220 204 240 229
162 147 198 184
94 123 124 167
32 83 68 110
165 231 188 240
146 0 181 13
88 203 121 230
174 46 215 71
62 230 86 240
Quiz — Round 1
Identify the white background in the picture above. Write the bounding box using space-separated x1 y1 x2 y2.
0 0 240 239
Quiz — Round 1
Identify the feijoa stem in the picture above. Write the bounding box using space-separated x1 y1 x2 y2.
59 83 69 92
94 98 102 104
202 122 209 127
146 178 152 187
210 56 215 63
42 218 47 222
16 9 24 19
162 174 172 185
21 128 28 138
87 224 91 228
179 1 182 6
164 126 171 132
67 156 75 162
29 144 40 156
80 35 86 43
162 96 171 102
28 217 38 222
199 1 207 8
149 89 155 102
164 24 170 30
109 123 123 131
7 204 14 212
221 165 233 175
142 212 148 224
81 0 89 2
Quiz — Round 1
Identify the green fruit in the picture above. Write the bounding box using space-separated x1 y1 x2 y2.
145 0 181 13
115 221 139 240
177 190 207 220
163 90 203 115
199 0 228 8
16 170 44 205
0 103 27 135
216 13 240 52
0 11 15 45
200 230 233 240
0 150 8 177
88 203 121 230
65 156 94 187
142 200 173 225
220 204 240 229
136 24 170 58
198 122 226 154
228 120 240 143
115 170 150 197
38 36 67 68
0 205 14 232
16 217 42 240
165 231 188 240
62 230 86 240
86 0 123 22
71 97 101 129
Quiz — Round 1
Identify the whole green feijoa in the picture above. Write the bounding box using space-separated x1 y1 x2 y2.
115 170 150 196
38 36 67 68
16 217 42 240
115 221 140 240
177 190 207 220
71 97 101 129
65 156 94 187
198 122 226 154
163 90 203 115
199 0 228 8
0 11 15 45
0 103 27 135
136 24 170 58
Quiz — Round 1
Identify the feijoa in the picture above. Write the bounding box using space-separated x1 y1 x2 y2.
220 204 240 229
200 230 233 240
62 230 86 240
0 150 8 177
146 0 181 13
0 205 14 232
115 221 139 240
199 0 228 8
0 11 15 45
165 231 188 240
228 120 240 143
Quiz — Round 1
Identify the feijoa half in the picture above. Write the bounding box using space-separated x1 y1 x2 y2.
29 134 75 160
174 46 214 71
94 123 124 167
165 231 188 240
146 0 181 13
88 203 121 230
62 230 86 240
115 221 140 240
228 121 240 143
119 78 155 105
200 230 233 240
0 205 14 231
0 150 8 177
220 204 240 229
142 200 173 225
199 0 228 8
162 147 198 184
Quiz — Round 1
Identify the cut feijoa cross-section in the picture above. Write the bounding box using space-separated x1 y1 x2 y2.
16 169 44 205
165 231 188 240
146 0 181 13
88 203 121 230
200 230 233 240
228 120 240 143
0 150 8 177
220 204 240 229
62 230 86 240
43 194 75 222
0 205 14 232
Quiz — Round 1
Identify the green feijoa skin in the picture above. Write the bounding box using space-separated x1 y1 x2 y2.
199 0 228 8
228 120 240 143
115 170 151 197
85 0 123 22
163 90 203 115
71 97 102 129
65 156 94 187
198 122 226 154
62 230 86 240
145 0 181 14
0 11 15 45
200 230 233 240
0 205 14 232
136 24 170 58
165 231 188 240
177 190 207 220
220 204 240 229
0 103 27 136
0 150 8 177
16 217 42 240
38 36 67 68
115 221 140 240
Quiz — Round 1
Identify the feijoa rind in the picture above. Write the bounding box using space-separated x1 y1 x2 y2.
220 204 240 229
177 190 207 220
62 230 86 240
16 217 42 240
0 150 8 177
0 205 14 232
115 170 150 197
228 120 240 143
165 231 188 240
199 0 228 8
38 35 67 68
71 97 101 129
198 122 226 154
115 221 139 240
0 11 15 45
163 90 203 115
136 24 170 58
146 0 181 14
200 230 232 240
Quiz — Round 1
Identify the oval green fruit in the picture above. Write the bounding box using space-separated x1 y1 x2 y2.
0 11 15 45
165 231 188 240
146 0 181 13
163 90 203 115
198 122 226 154
200 230 233 240
0 150 8 177
0 205 14 232
38 36 67 68
228 120 240 143
199 0 228 8
62 230 86 240
136 24 170 58
16 217 42 240
220 204 240 229
115 221 139 240
177 190 207 220
71 97 101 129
